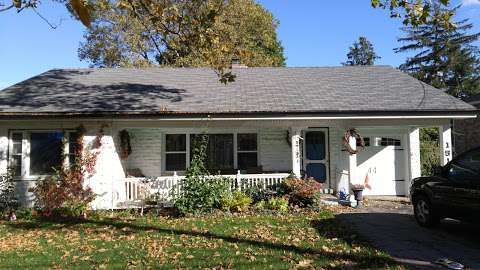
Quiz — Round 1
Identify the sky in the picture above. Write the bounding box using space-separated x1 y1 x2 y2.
1 0 480 90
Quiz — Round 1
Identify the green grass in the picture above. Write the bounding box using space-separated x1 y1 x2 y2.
0 209 404 269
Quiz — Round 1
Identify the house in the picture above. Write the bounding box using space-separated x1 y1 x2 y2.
454 94 480 155
0 66 475 209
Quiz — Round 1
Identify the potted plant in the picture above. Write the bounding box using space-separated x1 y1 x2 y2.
351 184 365 207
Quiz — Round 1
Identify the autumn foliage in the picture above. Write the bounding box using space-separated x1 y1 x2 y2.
31 126 103 217
280 177 322 207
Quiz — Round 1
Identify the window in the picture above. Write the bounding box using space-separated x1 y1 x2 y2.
165 134 187 171
357 137 370 147
191 134 234 172
375 137 401 147
68 132 80 167
237 133 258 170
30 132 64 175
10 133 23 176
164 133 258 173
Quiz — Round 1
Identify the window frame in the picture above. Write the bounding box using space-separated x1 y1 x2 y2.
8 129 77 179
164 134 189 172
237 133 259 171
374 136 402 148
162 131 259 175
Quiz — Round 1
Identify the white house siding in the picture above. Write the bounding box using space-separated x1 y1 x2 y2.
330 128 349 193
258 129 291 172
124 129 162 177
86 131 126 210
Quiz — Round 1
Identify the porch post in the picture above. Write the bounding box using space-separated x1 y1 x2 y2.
408 128 421 183
290 127 302 178
439 124 453 165
347 135 357 187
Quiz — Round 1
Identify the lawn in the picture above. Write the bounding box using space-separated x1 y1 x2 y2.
0 209 404 269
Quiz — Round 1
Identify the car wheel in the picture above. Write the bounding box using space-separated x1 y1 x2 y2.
413 195 440 227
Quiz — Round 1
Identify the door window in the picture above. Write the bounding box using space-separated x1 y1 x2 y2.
305 131 326 160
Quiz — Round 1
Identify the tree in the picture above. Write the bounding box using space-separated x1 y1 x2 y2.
78 0 285 82
0 0 91 27
342 37 380 66
395 4 480 98
371 0 453 28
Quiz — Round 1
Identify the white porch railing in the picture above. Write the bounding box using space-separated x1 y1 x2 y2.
111 172 289 209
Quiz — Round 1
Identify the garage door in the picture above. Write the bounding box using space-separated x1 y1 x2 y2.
357 135 406 196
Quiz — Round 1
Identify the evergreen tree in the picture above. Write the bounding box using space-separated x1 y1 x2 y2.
342 37 380 66
395 4 480 98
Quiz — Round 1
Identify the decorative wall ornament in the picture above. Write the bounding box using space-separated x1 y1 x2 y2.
343 128 365 155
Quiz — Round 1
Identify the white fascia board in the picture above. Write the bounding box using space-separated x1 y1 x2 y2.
111 114 477 121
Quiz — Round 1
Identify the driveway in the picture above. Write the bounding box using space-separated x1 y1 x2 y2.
336 200 480 270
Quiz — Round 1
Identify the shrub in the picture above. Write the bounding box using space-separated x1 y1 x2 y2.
31 125 99 218
243 184 276 203
172 134 230 216
15 207 36 220
52 200 89 218
280 177 322 207
220 191 252 212
0 170 18 214
264 197 289 212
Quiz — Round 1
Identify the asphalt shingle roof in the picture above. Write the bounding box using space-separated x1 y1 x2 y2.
0 66 474 116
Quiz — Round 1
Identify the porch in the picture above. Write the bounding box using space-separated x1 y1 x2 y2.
97 118 453 209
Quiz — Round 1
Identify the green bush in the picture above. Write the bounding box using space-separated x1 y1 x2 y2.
15 207 36 220
172 134 231 216
52 200 89 218
420 128 440 176
255 197 289 212
243 184 275 203
220 191 252 212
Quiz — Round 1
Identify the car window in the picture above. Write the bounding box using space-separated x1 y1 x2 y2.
449 149 480 183
455 150 480 172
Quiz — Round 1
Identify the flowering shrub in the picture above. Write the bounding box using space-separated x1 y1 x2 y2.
31 125 102 218
220 191 252 212
280 177 323 207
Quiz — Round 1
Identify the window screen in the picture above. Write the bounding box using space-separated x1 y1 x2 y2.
30 132 64 175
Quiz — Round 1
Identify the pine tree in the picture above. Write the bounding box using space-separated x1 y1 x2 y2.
395 4 480 98
342 37 380 66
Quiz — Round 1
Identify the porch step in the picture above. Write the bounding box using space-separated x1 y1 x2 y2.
317 193 338 206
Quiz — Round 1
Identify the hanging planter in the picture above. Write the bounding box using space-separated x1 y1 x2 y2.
119 129 132 159
343 128 365 155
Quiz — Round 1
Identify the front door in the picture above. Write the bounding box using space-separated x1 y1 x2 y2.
303 129 329 184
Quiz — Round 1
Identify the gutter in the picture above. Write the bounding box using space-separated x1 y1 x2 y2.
0 110 476 121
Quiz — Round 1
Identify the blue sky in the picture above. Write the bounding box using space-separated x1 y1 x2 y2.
1 0 480 89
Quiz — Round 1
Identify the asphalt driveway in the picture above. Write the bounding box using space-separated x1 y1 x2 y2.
336 200 480 270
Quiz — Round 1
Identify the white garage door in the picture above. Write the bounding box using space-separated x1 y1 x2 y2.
357 135 406 196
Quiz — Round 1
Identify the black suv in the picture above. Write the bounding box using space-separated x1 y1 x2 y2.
410 147 480 227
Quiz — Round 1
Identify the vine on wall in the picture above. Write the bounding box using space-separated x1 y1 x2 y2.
119 129 132 159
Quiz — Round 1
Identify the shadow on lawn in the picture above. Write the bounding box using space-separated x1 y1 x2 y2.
5 216 402 269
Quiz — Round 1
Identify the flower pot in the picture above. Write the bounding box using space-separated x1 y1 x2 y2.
352 189 364 202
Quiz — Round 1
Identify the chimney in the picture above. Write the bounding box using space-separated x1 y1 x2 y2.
231 56 248 69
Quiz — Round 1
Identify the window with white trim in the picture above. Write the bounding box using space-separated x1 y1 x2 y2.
8 130 78 177
375 137 401 147
10 132 23 176
30 132 64 175
163 133 258 173
165 134 187 171
237 133 258 170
